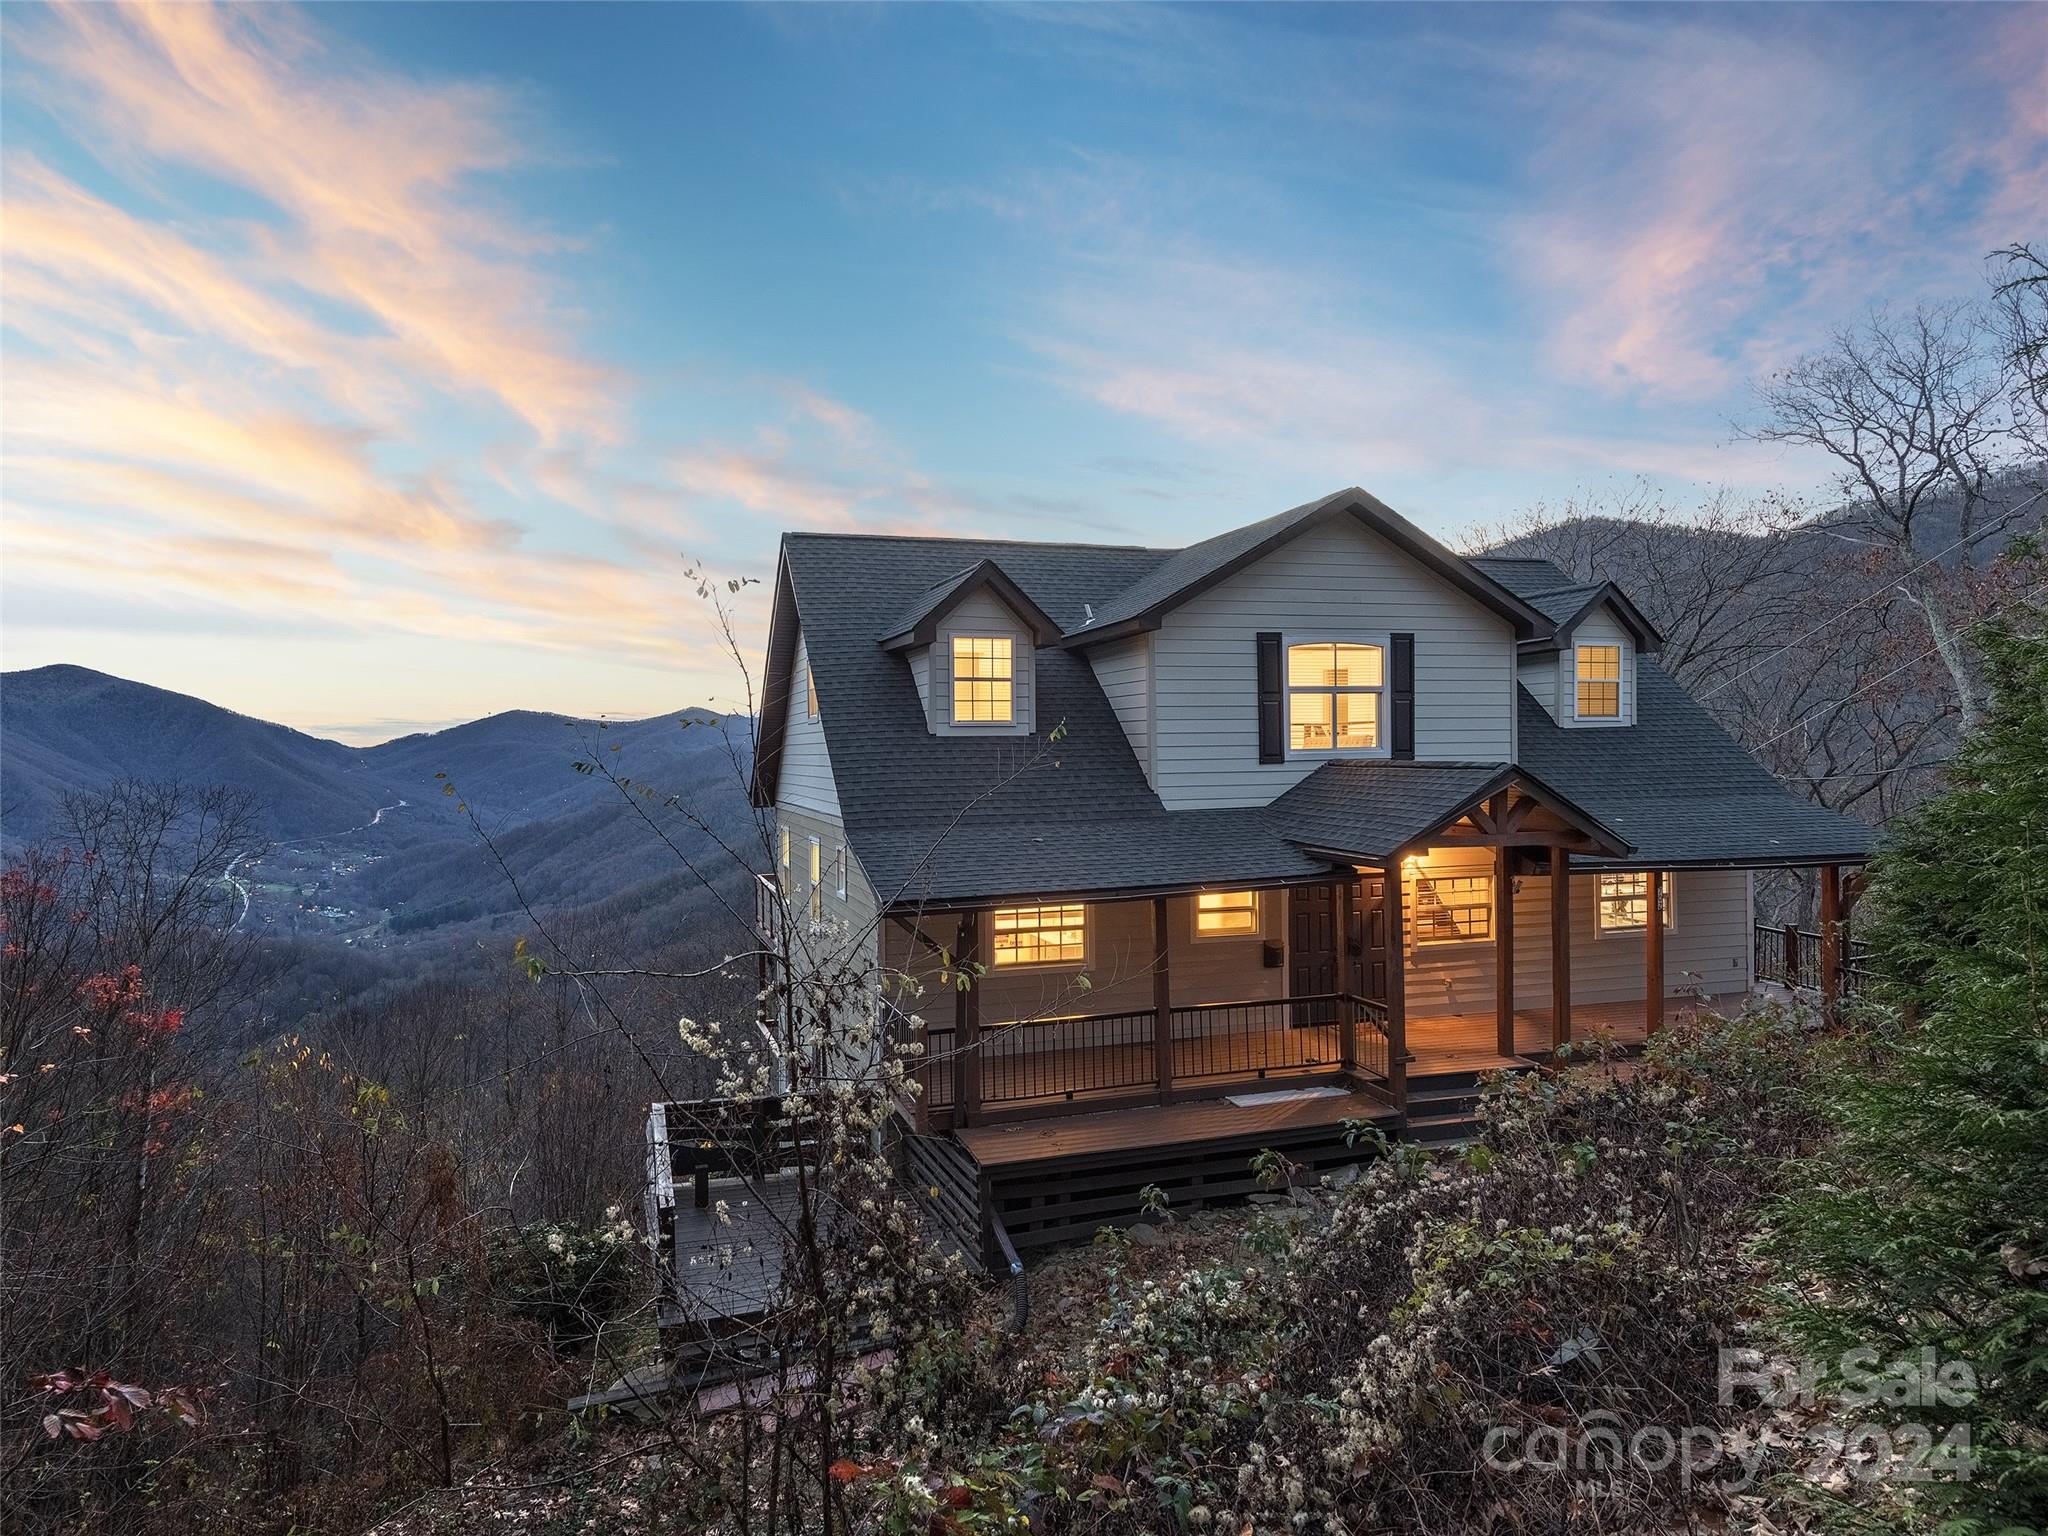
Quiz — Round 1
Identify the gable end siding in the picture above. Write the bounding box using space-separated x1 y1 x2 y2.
1087 633 1154 785
1150 517 1516 810
778 631 842 818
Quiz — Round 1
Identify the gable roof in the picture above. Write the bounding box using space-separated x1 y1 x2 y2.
752 501 1874 902
877 558 1063 652
1060 487 1552 646
1516 580 1663 655
1268 761 1630 863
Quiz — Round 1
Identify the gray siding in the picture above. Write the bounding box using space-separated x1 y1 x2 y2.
881 890 1286 1024
1149 516 1518 810
1406 857 1752 1019
774 804 884 1067
929 588 1037 737
779 631 842 818
1087 633 1153 785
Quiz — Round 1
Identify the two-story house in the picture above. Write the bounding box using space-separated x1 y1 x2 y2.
747 487 1872 1267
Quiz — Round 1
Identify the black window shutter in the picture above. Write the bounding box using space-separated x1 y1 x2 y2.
1256 632 1283 763
1391 633 1415 760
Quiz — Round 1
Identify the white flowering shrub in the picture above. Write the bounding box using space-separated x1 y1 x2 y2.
489 1210 642 1351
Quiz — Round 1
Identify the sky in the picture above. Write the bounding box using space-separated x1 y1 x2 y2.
2 2 2042 743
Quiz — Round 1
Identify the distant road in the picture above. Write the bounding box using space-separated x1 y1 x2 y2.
219 798 407 932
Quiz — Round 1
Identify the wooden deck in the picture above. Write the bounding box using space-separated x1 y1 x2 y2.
1407 993 1748 1071
957 1083 1394 1170
666 1172 804 1323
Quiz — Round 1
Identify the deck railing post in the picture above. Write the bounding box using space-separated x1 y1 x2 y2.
1645 869 1665 1035
1550 848 1573 1049
1782 922 1800 988
1494 843 1516 1058
1818 864 1842 1026
1336 876 1358 1072
1152 896 1173 1104
954 908 982 1127
1385 858 1408 1114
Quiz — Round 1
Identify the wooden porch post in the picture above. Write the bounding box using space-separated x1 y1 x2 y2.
1494 845 1516 1059
1337 875 1358 1072
1818 865 1841 1026
1550 849 1573 1049
1385 858 1408 1113
1645 870 1665 1035
954 908 982 1127
1152 896 1173 1103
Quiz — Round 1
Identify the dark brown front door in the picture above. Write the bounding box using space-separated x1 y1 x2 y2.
1289 883 1337 997
1355 875 1388 1002
1294 877 1390 1002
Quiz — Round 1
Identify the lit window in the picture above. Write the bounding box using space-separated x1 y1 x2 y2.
808 838 822 919
806 666 818 720
1597 872 1672 933
991 903 1085 967
1576 644 1622 719
951 636 1014 723
1413 873 1491 945
1287 641 1383 752
1194 890 1260 937
834 845 847 901
780 826 790 868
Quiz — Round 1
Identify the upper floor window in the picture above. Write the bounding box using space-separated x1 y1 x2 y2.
806 666 818 720
780 825 790 868
1576 644 1622 719
1194 890 1260 938
1597 871 1672 933
991 902 1085 967
1288 641 1384 753
952 636 1014 723
808 837 822 919
1413 873 1491 946
834 845 848 901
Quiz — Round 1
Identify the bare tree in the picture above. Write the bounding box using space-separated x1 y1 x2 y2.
1465 481 1810 690
1743 302 2019 730
1992 242 2048 462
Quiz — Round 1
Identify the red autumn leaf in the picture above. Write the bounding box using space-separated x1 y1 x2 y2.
827 1459 866 1484
940 1485 974 1508
1091 1472 1126 1495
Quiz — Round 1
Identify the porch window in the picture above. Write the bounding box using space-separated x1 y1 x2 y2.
991 903 1085 967
1194 889 1260 938
1287 641 1384 752
1597 871 1672 933
1576 644 1622 719
951 636 1014 723
1413 873 1491 945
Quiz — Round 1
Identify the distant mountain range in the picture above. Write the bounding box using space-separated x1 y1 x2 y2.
0 666 761 962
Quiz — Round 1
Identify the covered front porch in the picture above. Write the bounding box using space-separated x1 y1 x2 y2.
891 773 1862 1135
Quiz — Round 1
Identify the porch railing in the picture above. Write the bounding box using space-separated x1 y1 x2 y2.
905 991 1391 1117
1752 923 1873 996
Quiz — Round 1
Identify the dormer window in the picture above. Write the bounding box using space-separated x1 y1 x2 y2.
951 635 1014 723
1575 644 1622 719
1287 640 1384 753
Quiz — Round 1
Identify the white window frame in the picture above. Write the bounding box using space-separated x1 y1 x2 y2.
1596 870 1675 936
780 825 790 869
1192 889 1261 941
808 836 822 920
834 845 847 901
949 633 1017 726
989 902 1088 969
1411 871 1493 948
1282 632 1391 760
1571 640 1628 725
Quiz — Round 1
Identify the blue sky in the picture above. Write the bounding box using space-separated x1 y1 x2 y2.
3 3 2041 740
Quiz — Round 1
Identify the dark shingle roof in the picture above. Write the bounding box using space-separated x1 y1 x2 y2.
1266 763 1507 861
778 519 1871 909
1517 664 1874 866
1518 583 1606 624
